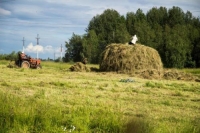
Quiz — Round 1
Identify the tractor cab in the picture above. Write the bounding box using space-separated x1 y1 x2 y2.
19 52 29 60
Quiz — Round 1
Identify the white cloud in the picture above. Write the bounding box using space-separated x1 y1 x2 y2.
44 45 53 53
0 7 11 15
24 43 61 54
25 43 43 53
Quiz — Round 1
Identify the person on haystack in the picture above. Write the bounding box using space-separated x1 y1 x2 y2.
129 35 138 45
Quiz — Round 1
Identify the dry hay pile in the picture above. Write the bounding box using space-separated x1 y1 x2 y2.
99 43 163 79
163 69 199 81
7 61 18 68
69 62 90 72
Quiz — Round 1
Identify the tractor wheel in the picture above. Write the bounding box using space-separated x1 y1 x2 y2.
21 61 30 68
36 64 42 69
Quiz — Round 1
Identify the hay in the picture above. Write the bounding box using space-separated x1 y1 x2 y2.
99 43 163 79
69 62 90 72
163 69 198 81
7 61 18 68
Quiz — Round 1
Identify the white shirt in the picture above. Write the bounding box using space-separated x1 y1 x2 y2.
131 35 138 44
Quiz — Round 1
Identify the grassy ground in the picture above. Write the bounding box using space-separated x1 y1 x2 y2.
183 68 200 79
0 60 200 133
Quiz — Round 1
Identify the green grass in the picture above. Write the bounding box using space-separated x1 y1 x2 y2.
0 60 10 64
0 60 200 133
183 68 200 78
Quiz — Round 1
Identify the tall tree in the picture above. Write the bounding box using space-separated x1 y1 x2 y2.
64 33 83 62
168 6 185 27
147 7 168 26
131 9 155 47
163 24 190 68
126 12 137 36
82 30 99 63
86 9 129 53
135 8 146 22
191 18 200 67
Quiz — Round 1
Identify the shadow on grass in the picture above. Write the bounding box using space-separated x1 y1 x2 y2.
124 116 200 133
124 117 154 133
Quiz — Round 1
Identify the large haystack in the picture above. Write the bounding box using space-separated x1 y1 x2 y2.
99 43 163 79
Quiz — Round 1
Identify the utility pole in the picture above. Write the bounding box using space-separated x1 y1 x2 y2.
22 37 25 53
36 34 40 45
36 34 40 59
60 44 63 62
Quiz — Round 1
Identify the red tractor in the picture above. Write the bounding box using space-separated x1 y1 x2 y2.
15 52 42 69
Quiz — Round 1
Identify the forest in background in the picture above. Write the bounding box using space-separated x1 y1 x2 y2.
64 6 200 68
1 6 200 68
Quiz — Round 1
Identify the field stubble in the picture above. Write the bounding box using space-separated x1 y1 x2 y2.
0 61 200 133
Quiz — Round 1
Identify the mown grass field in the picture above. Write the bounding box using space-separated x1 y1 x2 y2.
0 60 200 133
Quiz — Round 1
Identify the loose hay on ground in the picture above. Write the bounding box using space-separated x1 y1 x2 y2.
7 61 18 68
163 69 198 81
69 62 90 72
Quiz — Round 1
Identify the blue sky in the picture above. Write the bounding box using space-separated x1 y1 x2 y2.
0 0 200 59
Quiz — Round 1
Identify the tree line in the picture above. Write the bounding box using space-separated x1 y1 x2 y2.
0 51 53 61
0 51 18 61
64 6 200 68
